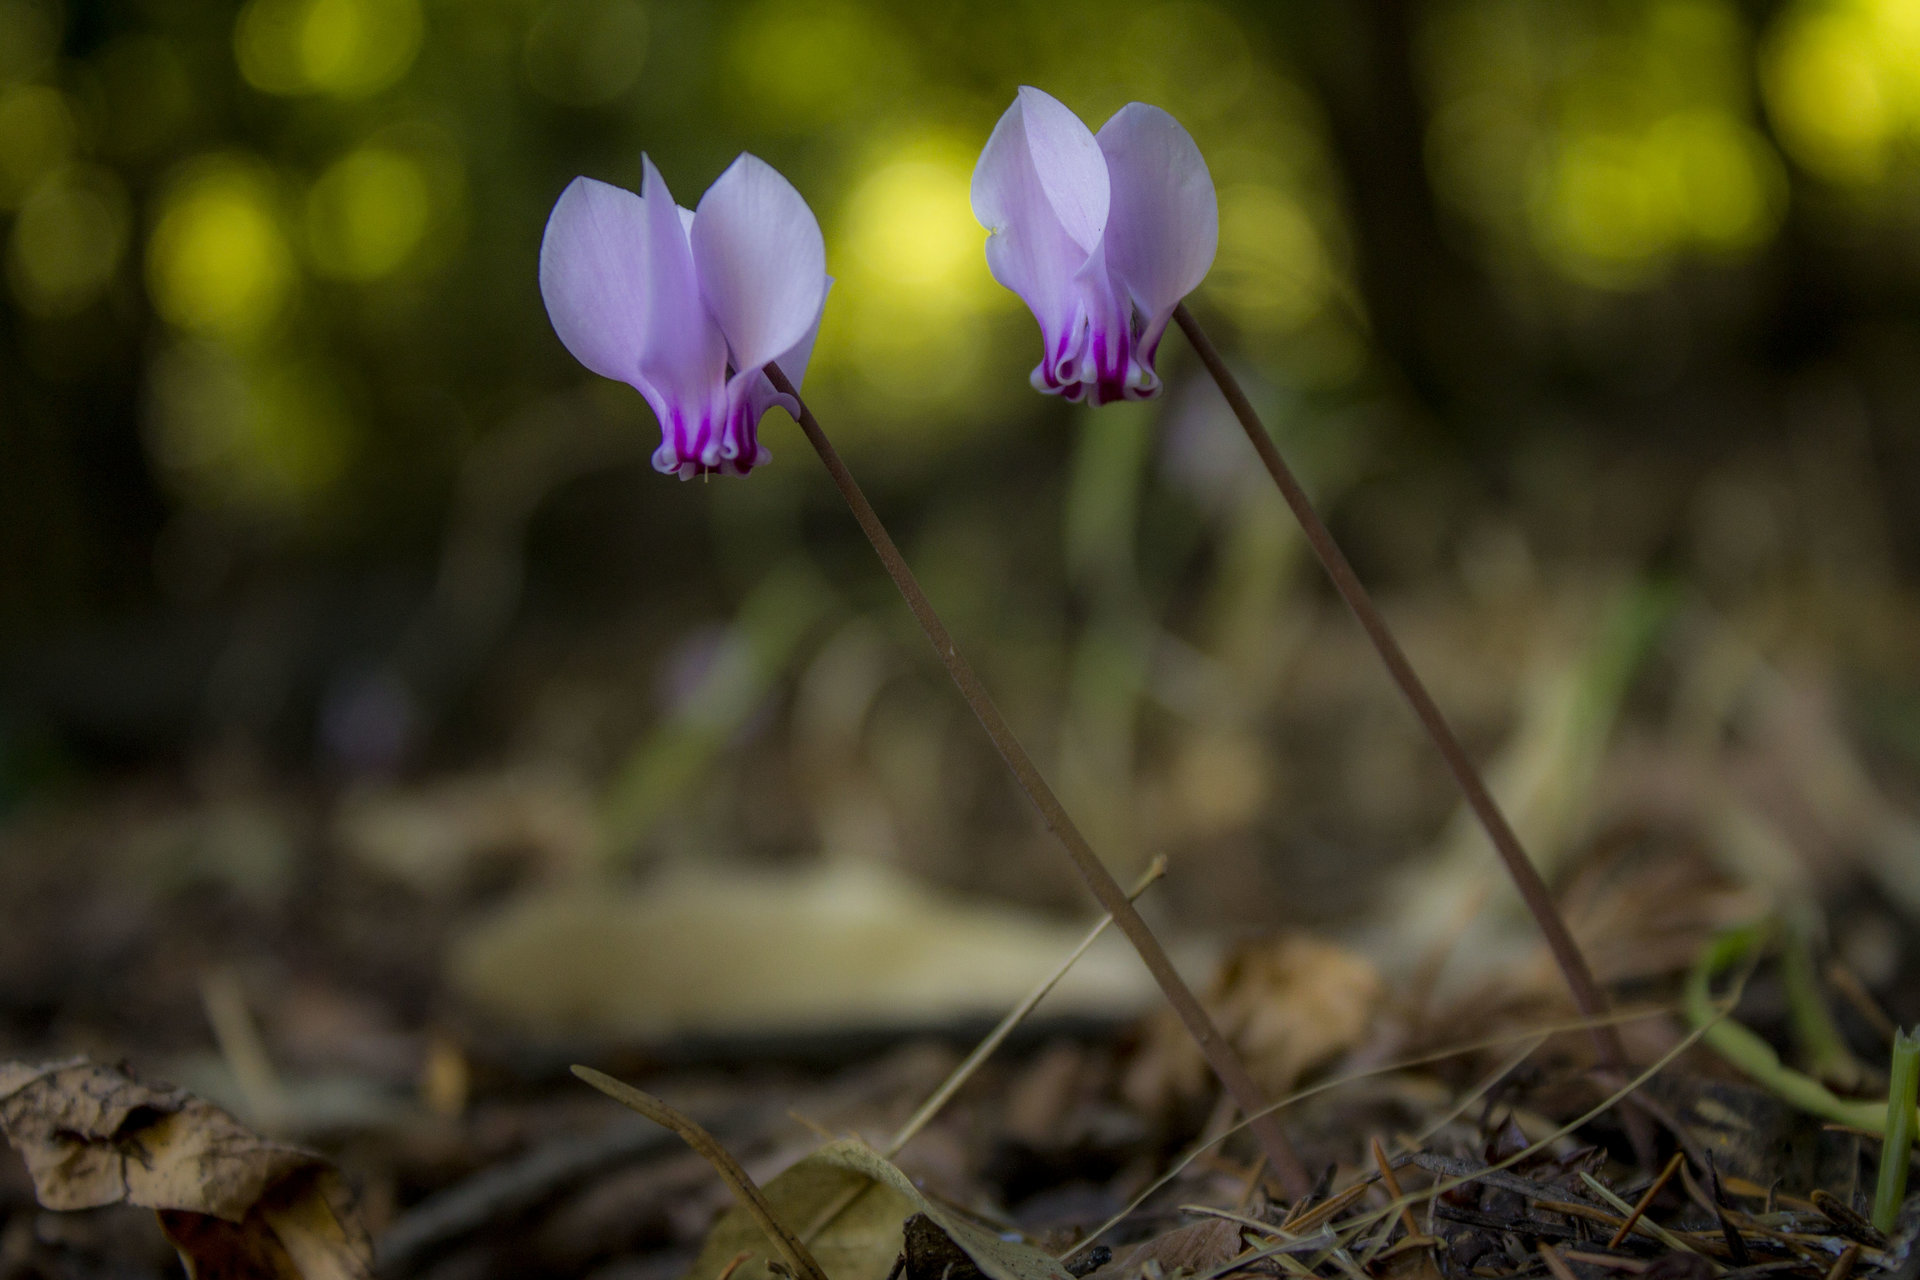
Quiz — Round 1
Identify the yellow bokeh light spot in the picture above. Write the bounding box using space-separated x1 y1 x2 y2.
1426 0 1790 287
0 85 76 210
825 136 1003 414
845 153 981 292
1765 9 1892 180
307 146 431 280
147 156 296 341
1654 112 1784 248
1532 113 1784 284
6 165 131 317
235 0 423 98
1535 133 1675 281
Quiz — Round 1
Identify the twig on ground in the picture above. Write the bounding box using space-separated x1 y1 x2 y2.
1075 999 1685 1255
1272 980 1749 1262
1371 1137 1419 1242
1610 1152 1686 1248
1580 1172 1722 1268
1540 1243 1581 1280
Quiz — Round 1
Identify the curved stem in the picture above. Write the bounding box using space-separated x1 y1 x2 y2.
765 362 1311 1201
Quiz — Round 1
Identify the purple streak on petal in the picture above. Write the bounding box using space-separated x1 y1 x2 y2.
637 155 729 474
1096 102 1217 360
974 93 1105 396
538 176 652 384
1073 242 1156 406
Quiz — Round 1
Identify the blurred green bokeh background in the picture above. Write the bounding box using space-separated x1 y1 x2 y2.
6 0 1920 920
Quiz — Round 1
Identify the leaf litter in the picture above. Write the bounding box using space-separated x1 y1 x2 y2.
4 589 1920 1280
0 1058 370 1280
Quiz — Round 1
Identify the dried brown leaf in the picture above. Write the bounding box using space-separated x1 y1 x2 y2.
1085 1218 1245 1280
0 1059 370 1280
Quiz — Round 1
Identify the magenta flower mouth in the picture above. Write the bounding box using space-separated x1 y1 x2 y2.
538 153 829 480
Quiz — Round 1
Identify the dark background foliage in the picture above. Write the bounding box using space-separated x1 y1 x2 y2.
4 0 1920 921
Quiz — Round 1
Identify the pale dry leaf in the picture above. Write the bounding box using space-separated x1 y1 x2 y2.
813 1139 1073 1280
689 1139 1071 1280
452 861 1152 1038
0 1059 371 1280
686 1149 914 1280
0 1057 311 1216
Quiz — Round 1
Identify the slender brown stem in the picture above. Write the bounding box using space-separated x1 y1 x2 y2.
764 362 1312 1201
1608 1151 1684 1248
1171 304 1626 1074
571 1067 830 1280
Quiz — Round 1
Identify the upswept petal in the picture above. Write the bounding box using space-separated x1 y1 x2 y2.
537 177 652 384
1095 103 1217 350
691 153 827 374
973 95 1101 389
1012 85 1109 251
635 155 728 426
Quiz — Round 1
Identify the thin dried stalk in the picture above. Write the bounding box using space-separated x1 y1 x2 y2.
571 1066 829 1280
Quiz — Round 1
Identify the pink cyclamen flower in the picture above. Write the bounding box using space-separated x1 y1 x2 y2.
540 153 828 478
972 87 1218 407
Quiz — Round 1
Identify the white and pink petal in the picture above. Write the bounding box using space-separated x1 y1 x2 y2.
1011 85 1110 251
973 92 1110 394
1096 102 1217 352
691 153 828 375
537 177 653 385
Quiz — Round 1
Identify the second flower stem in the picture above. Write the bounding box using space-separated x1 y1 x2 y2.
765 363 1312 1202
1171 304 1627 1074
